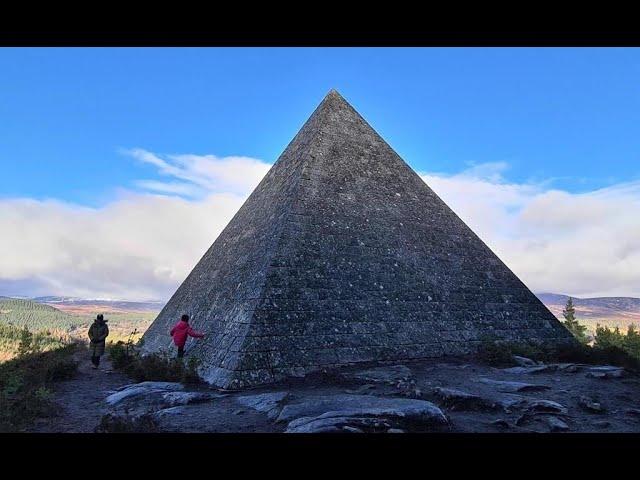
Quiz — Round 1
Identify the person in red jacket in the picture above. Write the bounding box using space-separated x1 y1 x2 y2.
170 314 205 358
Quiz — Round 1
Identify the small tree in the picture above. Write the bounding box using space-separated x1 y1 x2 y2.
17 326 33 357
623 324 640 359
562 297 588 344
594 324 624 349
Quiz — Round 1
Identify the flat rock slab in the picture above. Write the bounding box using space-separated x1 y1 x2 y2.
277 394 447 431
106 382 185 406
496 394 568 414
282 395 448 433
343 365 412 384
592 420 611 429
113 381 185 393
501 363 618 375
344 384 377 395
478 378 551 393
433 387 491 411
512 356 538 367
153 406 187 417
162 391 222 407
584 366 625 379
235 392 290 420
501 365 557 375
286 414 393 433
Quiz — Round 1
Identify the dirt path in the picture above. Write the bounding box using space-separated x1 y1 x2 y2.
29 348 132 433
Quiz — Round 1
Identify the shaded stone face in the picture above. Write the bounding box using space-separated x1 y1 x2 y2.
141 89 574 388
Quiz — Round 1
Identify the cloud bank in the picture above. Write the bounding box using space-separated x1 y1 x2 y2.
422 164 640 298
1 150 638 300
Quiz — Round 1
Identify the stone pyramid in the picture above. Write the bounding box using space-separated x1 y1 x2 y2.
141 89 574 388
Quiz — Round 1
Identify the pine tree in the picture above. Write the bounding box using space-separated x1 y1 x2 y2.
562 297 588 344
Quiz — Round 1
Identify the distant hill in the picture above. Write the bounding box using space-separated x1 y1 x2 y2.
0 296 157 347
536 293 640 333
33 296 164 315
5 292 638 338
32 297 162 344
0 297 87 332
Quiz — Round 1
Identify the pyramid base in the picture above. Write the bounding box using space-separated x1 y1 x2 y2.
198 335 578 389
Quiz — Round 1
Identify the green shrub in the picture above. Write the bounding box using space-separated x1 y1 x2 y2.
108 341 133 370
107 333 202 385
0 341 78 431
476 336 640 371
477 338 517 366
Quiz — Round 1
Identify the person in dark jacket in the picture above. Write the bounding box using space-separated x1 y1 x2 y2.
170 314 204 358
88 314 109 369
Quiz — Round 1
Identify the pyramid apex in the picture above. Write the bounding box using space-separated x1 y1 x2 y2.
324 88 345 101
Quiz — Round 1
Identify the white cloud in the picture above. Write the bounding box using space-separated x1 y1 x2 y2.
0 192 247 300
0 150 638 300
421 167 640 298
125 148 271 197
0 150 272 301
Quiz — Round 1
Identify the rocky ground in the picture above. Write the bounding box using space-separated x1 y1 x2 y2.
31 353 640 433
29 352 132 433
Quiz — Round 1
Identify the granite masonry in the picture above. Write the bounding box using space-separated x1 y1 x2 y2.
141 89 575 388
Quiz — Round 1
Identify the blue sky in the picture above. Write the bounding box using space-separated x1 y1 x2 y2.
2 48 639 205
1 48 640 300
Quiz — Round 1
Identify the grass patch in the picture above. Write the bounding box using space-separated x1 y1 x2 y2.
107 332 201 385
